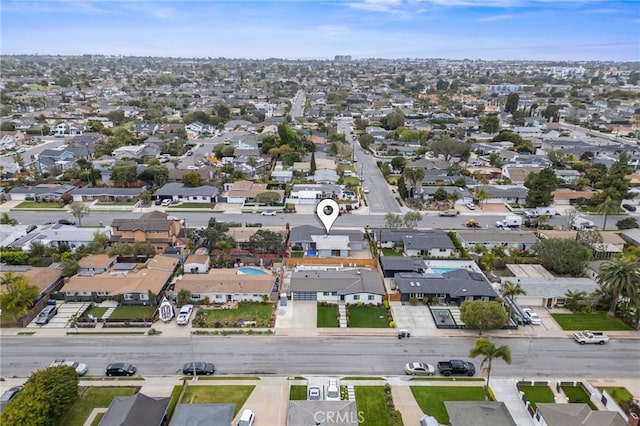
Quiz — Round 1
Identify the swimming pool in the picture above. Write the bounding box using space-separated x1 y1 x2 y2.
430 268 460 274
238 267 268 275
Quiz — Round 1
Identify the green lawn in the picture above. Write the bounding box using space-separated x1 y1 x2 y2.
94 201 137 206
317 304 339 327
381 248 403 256
171 203 215 208
598 387 633 405
290 385 307 400
517 385 555 412
198 303 274 328
181 385 255 417
90 413 105 426
411 386 485 424
84 306 108 319
289 251 304 258
562 386 597 410
14 201 64 209
347 305 391 328
551 312 633 331
61 386 138 426
108 306 157 320
355 386 390 426
341 176 360 186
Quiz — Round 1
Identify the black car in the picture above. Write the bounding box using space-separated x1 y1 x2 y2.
622 203 637 212
105 363 137 377
0 385 23 412
57 219 76 225
182 362 215 376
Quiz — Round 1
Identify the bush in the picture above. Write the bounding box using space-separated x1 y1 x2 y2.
382 300 389 309
409 297 418 306
389 321 396 328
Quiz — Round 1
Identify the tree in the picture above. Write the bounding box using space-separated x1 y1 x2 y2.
385 213 403 229
481 114 499 134
460 300 508 335
61 257 79 277
138 165 169 188
469 338 511 400
110 163 138 186
504 93 519 114
616 217 639 230
533 238 593 276
176 289 192 307
182 171 203 187
359 133 374 150
403 211 422 228
249 230 283 254
390 156 407 172
596 196 620 231
500 281 526 318
430 138 468 162
403 167 425 197
474 188 491 209
0 272 40 321
215 240 233 267
139 190 152 206
310 151 317 174
29 241 46 257
70 202 90 226
597 256 640 317
565 289 588 312
87 231 109 254
591 152 631 205
380 110 405 130
434 187 448 202
0 213 17 225
524 168 559 208
254 191 282 205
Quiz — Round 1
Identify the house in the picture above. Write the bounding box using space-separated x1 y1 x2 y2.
173 269 274 303
0 266 63 305
287 400 359 426
183 254 210 274
394 269 499 304
287 184 343 204
310 169 340 184
99 393 170 426
270 161 293 183
71 187 144 203
62 255 179 304
476 185 529 205
110 211 184 254
551 189 597 205
420 186 474 205
155 182 218 204
555 169 581 185
289 225 368 255
226 226 287 252
534 403 627 426
538 230 625 259
111 145 146 160
290 268 385 304
619 228 640 247
169 404 235 426
456 230 539 253
402 231 456 257
501 166 542 185
78 255 118 276
500 275 600 308
7 184 76 202
223 180 284 204
445 402 517 426
8 224 111 252
379 256 427 278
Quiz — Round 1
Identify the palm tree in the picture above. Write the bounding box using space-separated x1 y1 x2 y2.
403 167 425 197
469 338 512 400
597 256 640 317
596 197 620 231
474 188 491 209
564 289 588 311
501 281 526 319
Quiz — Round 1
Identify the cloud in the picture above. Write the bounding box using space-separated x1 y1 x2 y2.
475 13 519 22
317 24 351 38
346 0 404 14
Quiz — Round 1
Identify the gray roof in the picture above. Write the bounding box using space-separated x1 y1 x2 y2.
502 277 599 298
477 185 529 199
99 393 169 426
535 403 627 426
445 402 516 426
169 403 235 426
290 225 365 244
373 229 449 244
287 400 358 426
73 187 143 196
403 231 455 250
155 182 218 197
395 269 498 298
290 269 384 295
456 230 539 245
619 228 640 246
8 184 76 196
379 256 427 272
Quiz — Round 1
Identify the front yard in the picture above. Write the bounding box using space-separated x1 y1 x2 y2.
290 385 307 400
517 385 555 412
355 386 390 426
195 302 275 328
60 386 138 426
562 385 597 410
317 304 339 327
551 312 633 331
108 306 157 320
347 304 391 328
410 386 485 424
181 385 255 417
14 201 65 209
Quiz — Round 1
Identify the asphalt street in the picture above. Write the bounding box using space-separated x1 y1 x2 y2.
1 336 637 379
290 90 306 119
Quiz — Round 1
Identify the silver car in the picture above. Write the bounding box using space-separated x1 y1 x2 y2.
50 359 89 376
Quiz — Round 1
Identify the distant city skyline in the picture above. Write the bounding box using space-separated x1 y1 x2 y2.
1 0 638 61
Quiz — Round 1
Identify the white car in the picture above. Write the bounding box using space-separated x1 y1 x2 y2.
523 308 541 325
237 409 255 426
326 379 340 401
176 304 194 326
261 210 276 216
466 202 476 210
161 198 172 207
404 362 436 376
308 386 321 400
50 359 88 376
363 188 370 194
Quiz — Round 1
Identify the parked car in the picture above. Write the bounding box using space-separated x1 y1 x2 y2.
35 305 58 325
363 188 370 194
261 210 276 216
622 203 637 212
308 386 321 400
326 379 340 401
237 409 255 426
0 385 23 413
404 362 436 376
57 218 76 225
161 198 172 207
50 359 88 376
465 202 476 210
522 308 541 325
437 360 476 377
182 362 215 376
573 331 610 345
176 304 194 325
105 363 137 377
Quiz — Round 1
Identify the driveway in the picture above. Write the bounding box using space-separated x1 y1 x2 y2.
389 303 436 337
391 386 424 425
275 301 317 336
27 302 90 329
234 377 289 426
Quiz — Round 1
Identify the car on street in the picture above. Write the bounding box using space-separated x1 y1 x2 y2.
50 359 89 376
573 331 610 345
308 386 321 400
363 188 369 194
522 308 541 325
176 304 194 325
237 409 255 426
182 362 215 376
404 362 436 376
326 379 340 401
105 362 137 377
0 385 23 412
57 218 76 225
261 210 276 216
465 202 476 210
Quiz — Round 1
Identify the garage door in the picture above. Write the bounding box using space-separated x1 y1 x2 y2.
292 292 317 301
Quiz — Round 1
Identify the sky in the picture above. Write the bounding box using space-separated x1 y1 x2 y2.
0 0 638 61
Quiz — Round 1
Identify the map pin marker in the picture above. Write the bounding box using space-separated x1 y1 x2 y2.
316 199 339 234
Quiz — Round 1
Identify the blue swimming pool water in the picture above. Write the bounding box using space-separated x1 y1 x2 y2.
238 267 268 275
431 268 460 274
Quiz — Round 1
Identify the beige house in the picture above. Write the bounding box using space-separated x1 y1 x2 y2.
174 269 274 303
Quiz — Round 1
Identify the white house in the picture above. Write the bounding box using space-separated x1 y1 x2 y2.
290 268 385 304
183 254 210 274
174 270 273 303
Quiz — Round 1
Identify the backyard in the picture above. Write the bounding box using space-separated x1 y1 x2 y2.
410 386 485 424
108 306 157 320
317 304 339 327
181 385 255 417
196 302 275 328
381 248 403 256
347 304 391 328
60 386 138 426
517 385 555 412
355 386 390 426
551 312 633 331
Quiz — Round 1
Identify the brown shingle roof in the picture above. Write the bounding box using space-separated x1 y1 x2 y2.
111 211 173 232
78 254 117 269
174 269 273 294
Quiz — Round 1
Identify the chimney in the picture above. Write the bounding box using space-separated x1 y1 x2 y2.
629 413 639 426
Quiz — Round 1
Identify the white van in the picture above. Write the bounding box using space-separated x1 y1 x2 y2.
176 304 194 325
326 379 340 401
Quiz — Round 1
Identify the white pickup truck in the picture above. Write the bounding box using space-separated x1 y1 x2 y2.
573 331 610 345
